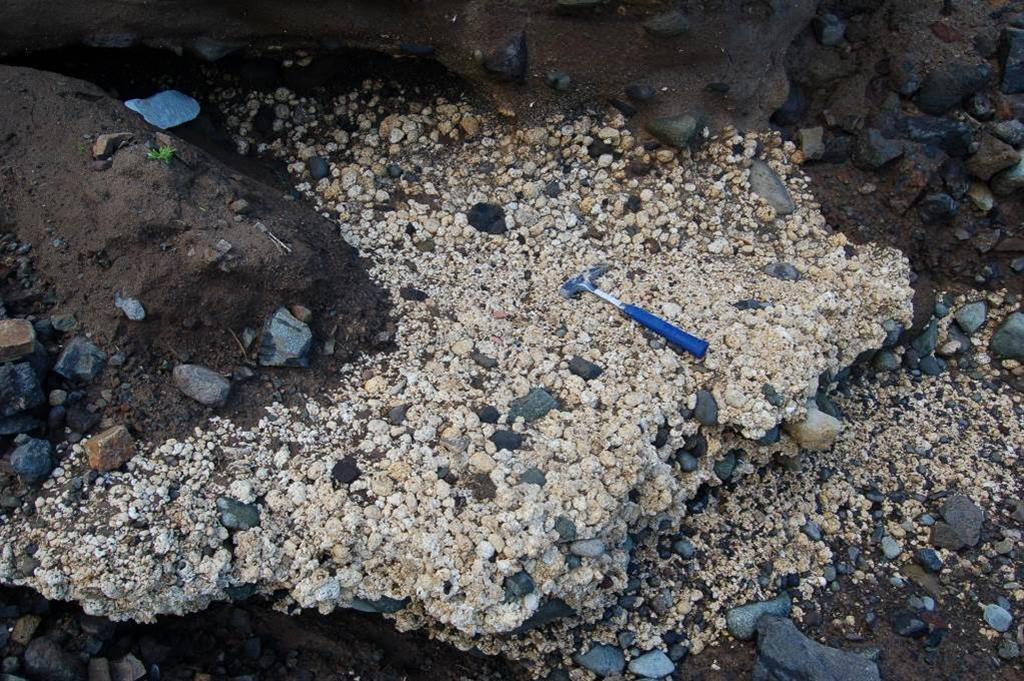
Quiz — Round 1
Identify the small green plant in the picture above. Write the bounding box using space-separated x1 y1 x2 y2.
147 146 176 165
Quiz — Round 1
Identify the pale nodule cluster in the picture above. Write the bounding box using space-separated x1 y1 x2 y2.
0 79 915 654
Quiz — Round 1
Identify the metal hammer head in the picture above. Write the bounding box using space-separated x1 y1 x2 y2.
560 264 611 299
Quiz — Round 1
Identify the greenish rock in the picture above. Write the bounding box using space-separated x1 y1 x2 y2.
910 320 938 356
749 160 796 215
991 157 1024 195
919 355 946 375
991 312 1024 360
216 497 260 530
575 644 625 677
726 592 792 640
873 350 900 371
519 467 547 486
646 114 704 148
762 383 784 407
714 450 737 481
554 515 577 541
508 387 558 423
954 301 988 334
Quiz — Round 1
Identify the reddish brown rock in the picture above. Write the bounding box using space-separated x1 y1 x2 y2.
84 425 136 472
0 318 36 362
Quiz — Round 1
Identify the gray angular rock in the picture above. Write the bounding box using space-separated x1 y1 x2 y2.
568 356 603 381
727 592 792 640
53 336 107 383
628 650 675 678
259 307 313 367
748 160 795 215
954 301 987 334
991 312 1024 360
0 362 45 417
575 644 625 677
916 62 991 116
911 320 938 356
646 114 704 148
216 497 260 530
966 133 1020 181
853 129 903 169
10 437 53 483
694 389 718 425
172 364 231 406
753 616 880 681
984 603 1013 632
114 293 146 321
990 119 1024 147
931 494 983 550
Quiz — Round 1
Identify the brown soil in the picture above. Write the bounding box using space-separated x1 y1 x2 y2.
0 64 391 443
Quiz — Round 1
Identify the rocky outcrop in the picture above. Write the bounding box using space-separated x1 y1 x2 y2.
0 0 817 129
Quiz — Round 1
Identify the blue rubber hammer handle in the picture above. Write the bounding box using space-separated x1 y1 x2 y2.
621 304 709 358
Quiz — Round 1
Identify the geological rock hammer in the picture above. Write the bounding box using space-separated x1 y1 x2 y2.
560 265 709 358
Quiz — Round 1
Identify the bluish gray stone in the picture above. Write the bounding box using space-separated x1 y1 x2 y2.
217 497 260 530
570 538 606 557
726 592 792 640
754 616 880 681
54 336 107 383
984 604 1013 632
508 388 557 423
173 364 231 406
114 293 146 321
575 644 625 677
991 312 1024 360
350 596 409 613
765 262 801 281
504 570 535 599
259 307 313 367
813 13 846 46
880 536 902 559
676 451 698 472
490 430 524 451
0 414 42 436
672 538 695 559
11 437 53 483
628 650 675 678
0 362 45 417
125 90 200 129
308 156 330 180
714 451 737 481
749 160 796 215
513 598 576 633
694 389 718 425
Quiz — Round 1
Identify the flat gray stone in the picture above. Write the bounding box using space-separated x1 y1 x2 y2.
748 160 795 215
754 616 880 681
507 387 557 423
984 603 1013 632
125 90 200 129
0 362 44 417
646 114 703 148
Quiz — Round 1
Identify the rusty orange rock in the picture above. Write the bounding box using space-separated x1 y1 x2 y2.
84 425 136 472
